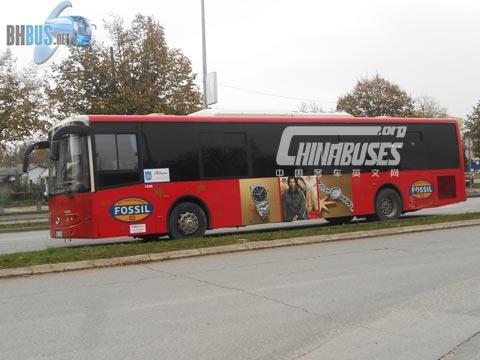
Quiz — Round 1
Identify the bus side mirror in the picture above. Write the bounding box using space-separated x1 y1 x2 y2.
50 140 60 161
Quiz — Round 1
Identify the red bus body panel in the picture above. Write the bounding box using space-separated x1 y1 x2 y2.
351 170 467 216
50 180 243 239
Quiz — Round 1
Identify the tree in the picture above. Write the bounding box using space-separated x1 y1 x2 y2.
298 101 325 113
48 14 202 117
414 95 449 118
464 101 480 158
336 74 415 117
0 145 49 167
0 49 49 149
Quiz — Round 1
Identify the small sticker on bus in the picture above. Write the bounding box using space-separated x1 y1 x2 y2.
144 168 170 183
410 180 434 199
130 224 146 234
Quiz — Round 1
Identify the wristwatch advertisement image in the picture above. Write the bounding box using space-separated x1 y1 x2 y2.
239 178 281 224
317 176 354 216
250 183 270 219
239 176 352 225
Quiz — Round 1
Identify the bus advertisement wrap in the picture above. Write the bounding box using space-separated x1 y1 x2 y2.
23 114 467 240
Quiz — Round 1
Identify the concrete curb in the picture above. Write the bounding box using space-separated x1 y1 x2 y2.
468 191 480 198
1 219 480 279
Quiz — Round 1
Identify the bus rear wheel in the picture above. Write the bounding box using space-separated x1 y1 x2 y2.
169 202 207 239
375 188 402 221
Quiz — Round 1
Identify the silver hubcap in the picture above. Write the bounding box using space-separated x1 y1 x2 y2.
177 212 199 235
381 197 395 216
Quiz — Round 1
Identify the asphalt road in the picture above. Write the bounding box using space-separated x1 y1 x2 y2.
0 197 479 255
2 225 480 359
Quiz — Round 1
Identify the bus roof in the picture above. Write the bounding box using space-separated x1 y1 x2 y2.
86 114 460 125
187 109 353 117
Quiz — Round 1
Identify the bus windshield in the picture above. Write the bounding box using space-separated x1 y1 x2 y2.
48 134 90 196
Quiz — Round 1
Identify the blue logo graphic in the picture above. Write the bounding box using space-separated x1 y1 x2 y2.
5 1 94 64
32 1 94 64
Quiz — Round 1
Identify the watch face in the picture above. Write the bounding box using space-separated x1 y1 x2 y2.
330 187 342 200
252 186 268 202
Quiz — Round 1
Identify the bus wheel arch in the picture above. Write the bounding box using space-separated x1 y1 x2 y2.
168 197 210 239
373 185 403 221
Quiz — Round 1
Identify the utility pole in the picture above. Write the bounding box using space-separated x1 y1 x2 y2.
201 0 208 109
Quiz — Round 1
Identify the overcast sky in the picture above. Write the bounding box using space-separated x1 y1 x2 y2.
2 0 480 118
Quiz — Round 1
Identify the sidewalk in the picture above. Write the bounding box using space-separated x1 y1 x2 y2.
0 213 48 225
0 205 48 214
467 188 480 197
0 205 49 228
1 218 480 279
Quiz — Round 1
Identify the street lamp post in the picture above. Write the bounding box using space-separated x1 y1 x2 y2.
201 0 208 109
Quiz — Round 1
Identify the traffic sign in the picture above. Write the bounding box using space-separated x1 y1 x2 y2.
465 148 473 160
465 138 473 149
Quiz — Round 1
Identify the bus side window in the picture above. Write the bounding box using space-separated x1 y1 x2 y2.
200 132 249 178
117 134 138 170
402 131 426 170
95 134 117 170
94 134 140 188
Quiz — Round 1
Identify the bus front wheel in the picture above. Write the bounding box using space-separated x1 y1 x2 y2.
169 202 207 239
375 188 402 221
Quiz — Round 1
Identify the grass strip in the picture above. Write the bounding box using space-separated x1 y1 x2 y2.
1 212 480 270
0 222 49 231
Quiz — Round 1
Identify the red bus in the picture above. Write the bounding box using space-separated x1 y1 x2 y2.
23 112 467 240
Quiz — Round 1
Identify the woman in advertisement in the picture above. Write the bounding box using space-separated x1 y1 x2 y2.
296 177 319 219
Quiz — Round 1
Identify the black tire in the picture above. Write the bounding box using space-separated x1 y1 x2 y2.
139 234 161 242
375 188 402 221
169 202 207 239
325 216 354 225
364 214 379 222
